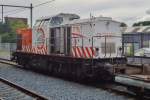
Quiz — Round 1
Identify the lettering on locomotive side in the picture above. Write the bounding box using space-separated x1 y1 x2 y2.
36 28 45 49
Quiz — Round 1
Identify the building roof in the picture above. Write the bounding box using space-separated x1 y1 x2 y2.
124 26 150 33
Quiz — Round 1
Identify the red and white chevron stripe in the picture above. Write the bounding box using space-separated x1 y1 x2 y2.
72 46 96 58
22 46 32 52
21 46 47 55
31 47 47 55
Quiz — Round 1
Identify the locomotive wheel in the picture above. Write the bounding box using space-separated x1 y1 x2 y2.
52 63 59 76
24 62 30 69
62 64 68 78
17 57 23 65
47 63 53 75
57 64 63 77
76 66 86 82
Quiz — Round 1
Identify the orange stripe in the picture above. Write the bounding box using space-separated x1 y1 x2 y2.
28 46 30 52
76 47 82 57
76 47 80 58
43 49 45 55
82 47 87 58
27 46 29 52
41 50 43 54
29 46 31 52
44 47 47 54
42 48 45 55
25 46 26 52
90 47 95 56
72 48 75 57
41 49 43 54
85 47 91 58
73 47 77 57
43 49 45 54
34 48 37 53
33 48 35 53
32 48 35 53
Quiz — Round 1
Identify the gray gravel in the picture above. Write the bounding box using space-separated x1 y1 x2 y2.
0 63 133 100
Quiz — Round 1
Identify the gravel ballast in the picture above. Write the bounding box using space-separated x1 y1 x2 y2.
0 63 133 100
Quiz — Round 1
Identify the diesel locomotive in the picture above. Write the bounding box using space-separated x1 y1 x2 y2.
12 13 126 82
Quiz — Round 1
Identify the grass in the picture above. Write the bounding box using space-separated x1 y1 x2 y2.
0 50 11 59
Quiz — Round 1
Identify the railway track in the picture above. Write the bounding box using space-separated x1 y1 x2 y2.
92 82 150 100
0 58 149 100
0 58 48 100
89 82 135 98
0 58 20 67
0 77 48 100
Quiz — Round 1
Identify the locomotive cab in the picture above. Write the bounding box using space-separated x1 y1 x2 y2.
32 13 80 55
49 26 71 56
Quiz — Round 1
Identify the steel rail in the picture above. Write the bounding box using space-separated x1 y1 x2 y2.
0 58 21 67
93 81 150 100
0 77 48 100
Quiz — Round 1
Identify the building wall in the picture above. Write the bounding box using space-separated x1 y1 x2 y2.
4 17 28 25
123 33 150 56
71 20 122 58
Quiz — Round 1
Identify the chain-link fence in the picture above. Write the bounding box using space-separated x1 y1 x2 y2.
0 43 16 60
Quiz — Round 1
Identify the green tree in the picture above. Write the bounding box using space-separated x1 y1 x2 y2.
8 20 28 33
0 22 11 35
0 20 28 43
120 22 127 27
133 21 150 26
1 32 17 43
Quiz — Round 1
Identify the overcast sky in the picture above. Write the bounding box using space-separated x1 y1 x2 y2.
1 0 150 26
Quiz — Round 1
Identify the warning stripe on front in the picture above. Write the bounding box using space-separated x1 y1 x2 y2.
72 46 96 58
21 46 47 55
21 46 95 58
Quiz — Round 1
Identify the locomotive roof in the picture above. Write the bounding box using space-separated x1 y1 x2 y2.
48 15 121 28
37 13 80 21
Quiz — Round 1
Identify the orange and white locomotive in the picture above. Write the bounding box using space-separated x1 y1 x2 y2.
13 13 126 81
